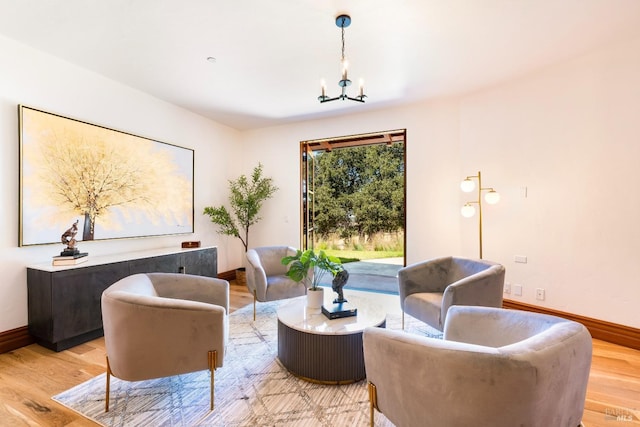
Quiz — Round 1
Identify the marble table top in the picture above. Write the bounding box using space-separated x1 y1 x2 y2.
277 291 386 336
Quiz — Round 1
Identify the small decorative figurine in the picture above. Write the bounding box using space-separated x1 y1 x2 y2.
331 269 350 303
60 220 80 256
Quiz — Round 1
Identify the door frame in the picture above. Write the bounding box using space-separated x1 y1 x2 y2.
299 129 407 264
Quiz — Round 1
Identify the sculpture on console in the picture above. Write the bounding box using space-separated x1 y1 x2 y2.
60 220 80 256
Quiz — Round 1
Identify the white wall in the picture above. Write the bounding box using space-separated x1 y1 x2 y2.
0 35 243 332
457 35 640 328
242 35 640 329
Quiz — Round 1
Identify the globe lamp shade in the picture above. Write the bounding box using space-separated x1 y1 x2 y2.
461 204 476 218
460 178 475 193
485 190 501 205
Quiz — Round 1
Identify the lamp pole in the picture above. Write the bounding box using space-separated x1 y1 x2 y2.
477 170 483 259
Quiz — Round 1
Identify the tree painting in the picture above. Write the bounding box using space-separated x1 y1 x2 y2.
20 107 193 245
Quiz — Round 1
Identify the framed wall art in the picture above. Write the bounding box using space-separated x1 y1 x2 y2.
19 105 194 246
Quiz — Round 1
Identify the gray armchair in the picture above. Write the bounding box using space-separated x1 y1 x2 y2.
101 273 229 412
363 306 592 427
246 246 306 320
398 256 505 331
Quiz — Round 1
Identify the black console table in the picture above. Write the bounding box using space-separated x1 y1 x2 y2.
27 246 217 351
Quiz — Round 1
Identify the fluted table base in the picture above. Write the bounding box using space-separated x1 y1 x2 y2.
276 296 386 384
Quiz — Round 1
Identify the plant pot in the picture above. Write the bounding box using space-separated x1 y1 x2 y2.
235 267 246 287
306 287 324 313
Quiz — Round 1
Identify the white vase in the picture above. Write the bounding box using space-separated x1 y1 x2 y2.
306 287 324 313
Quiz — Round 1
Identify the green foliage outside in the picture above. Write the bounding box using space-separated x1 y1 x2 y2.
312 144 405 242
322 249 403 263
311 143 405 259
314 231 404 252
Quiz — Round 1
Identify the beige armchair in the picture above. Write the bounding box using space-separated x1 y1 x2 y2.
363 306 592 427
246 246 306 320
398 256 505 331
101 273 229 412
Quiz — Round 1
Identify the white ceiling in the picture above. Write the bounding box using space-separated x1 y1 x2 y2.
1 0 640 130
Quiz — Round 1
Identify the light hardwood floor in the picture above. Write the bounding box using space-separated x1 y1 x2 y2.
0 282 638 426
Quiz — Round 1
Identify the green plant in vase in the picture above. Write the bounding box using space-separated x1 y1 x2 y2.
281 249 343 291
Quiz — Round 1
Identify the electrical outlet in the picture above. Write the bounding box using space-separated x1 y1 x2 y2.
514 284 523 296
515 255 528 264
504 283 511 294
536 288 545 301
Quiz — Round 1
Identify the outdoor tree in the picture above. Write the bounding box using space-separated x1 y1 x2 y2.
312 144 404 240
23 113 192 241
353 144 405 236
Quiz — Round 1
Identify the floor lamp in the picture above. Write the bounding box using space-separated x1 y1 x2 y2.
460 171 500 259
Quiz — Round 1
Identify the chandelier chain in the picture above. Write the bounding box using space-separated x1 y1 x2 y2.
341 22 346 62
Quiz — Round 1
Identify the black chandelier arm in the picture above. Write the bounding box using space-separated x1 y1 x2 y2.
318 95 338 102
318 94 366 103
345 95 366 102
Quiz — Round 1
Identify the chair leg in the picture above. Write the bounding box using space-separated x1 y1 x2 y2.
402 311 405 330
208 350 217 411
368 381 378 427
105 356 111 412
253 289 257 321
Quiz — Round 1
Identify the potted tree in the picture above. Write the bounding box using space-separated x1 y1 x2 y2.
281 249 343 311
203 163 278 285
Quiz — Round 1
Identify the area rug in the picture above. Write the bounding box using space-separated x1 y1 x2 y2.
52 297 441 426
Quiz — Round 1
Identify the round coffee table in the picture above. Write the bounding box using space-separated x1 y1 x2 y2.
277 293 386 384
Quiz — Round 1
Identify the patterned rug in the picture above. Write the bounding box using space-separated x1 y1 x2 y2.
52 296 441 426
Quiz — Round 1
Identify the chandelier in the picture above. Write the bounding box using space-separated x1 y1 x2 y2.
318 14 367 103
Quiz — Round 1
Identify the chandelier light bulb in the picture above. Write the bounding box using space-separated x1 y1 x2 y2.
460 178 475 193
341 59 349 81
484 190 501 205
461 204 476 218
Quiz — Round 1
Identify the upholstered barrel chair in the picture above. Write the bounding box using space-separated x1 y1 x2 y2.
246 246 307 320
398 256 505 331
363 306 592 427
101 273 229 412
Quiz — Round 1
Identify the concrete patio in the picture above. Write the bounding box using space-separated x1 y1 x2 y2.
319 257 403 295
